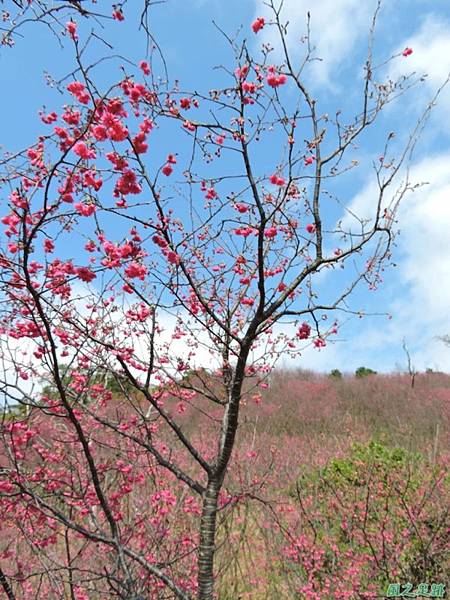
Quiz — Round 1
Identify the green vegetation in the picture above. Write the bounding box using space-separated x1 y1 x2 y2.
329 368 343 379
355 366 377 378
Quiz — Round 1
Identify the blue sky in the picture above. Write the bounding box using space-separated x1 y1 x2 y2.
1 0 450 374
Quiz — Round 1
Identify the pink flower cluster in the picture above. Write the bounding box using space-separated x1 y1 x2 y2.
267 66 287 88
252 17 265 33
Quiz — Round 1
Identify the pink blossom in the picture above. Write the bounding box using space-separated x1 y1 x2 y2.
83 171 103 191
264 226 278 238
162 164 173 176
269 174 285 186
132 132 148 154
167 251 180 265
85 240 96 252
241 297 255 306
62 108 81 125
0 481 14 494
139 60 151 75
105 119 128 142
234 227 258 237
66 81 89 104
76 267 96 282
125 261 148 280
67 81 85 96
74 587 89 600
183 120 196 132
140 118 154 134
113 9 124 21
297 322 311 339
2 212 20 234
205 187 217 200
306 223 316 234
40 111 58 124
75 202 96 217
44 239 55 253
115 170 141 195
73 141 96 160
267 68 287 88
252 17 265 34
402 47 413 57
66 20 78 41
106 152 129 170
119 241 135 258
126 303 152 323
152 235 168 248
10 190 28 209
235 65 249 80
92 125 108 141
304 156 315 166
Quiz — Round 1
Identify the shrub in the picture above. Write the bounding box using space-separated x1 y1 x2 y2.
329 369 343 379
276 441 450 598
355 366 377 378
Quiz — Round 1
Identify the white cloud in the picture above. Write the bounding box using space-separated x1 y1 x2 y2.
253 0 376 86
389 155 450 369
390 16 450 91
388 16 450 125
336 152 450 372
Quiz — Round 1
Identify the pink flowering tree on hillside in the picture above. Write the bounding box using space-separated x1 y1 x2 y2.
0 1 438 598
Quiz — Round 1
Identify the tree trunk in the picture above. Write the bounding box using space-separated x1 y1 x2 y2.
197 347 251 598
197 479 221 600
0 567 15 600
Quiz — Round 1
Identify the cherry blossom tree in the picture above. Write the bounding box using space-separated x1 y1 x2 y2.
0 1 440 598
